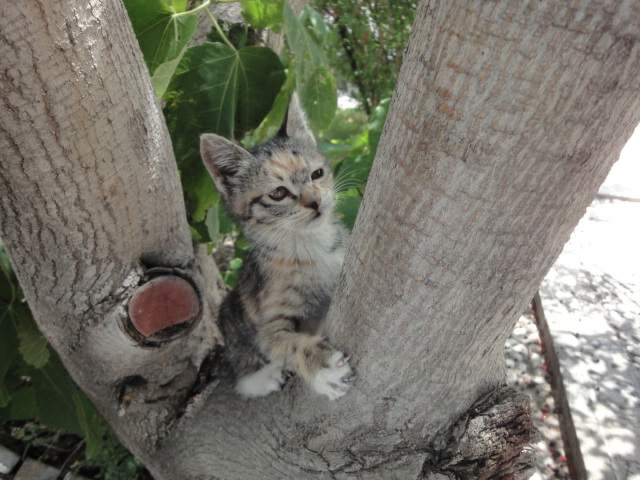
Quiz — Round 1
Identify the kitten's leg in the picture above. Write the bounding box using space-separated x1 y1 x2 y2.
235 361 285 398
259 320 354 400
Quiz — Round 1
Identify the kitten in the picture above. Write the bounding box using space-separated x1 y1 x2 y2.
200 133 354 400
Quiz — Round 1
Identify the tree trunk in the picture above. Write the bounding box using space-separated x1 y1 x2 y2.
0 0 223 466
2 1 640 479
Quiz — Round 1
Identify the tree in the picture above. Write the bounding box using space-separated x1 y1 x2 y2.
2 1 639 478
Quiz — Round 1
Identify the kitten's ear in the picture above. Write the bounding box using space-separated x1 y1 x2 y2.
200 134 253 198
276 108 289 138
286 93 316 147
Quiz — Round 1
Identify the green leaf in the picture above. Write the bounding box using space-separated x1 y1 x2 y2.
165 43 284 222
240 0 284 31
0 247 16 304
0 246 13 279
0 385 10 408
243 69 295 147
205 204 219 245
151 47 190 98
123 0 199 97
336 192 362 230
31 353 84 434
298 66 337 132
72 391 107 459
229 258 243 270
186 165 218 223
368 98 390 154
15 307 49 369
0 310 18 408
7 387 37 421
218 204 235 235
168 43 286 139
300 6 333 45
283 4 337 133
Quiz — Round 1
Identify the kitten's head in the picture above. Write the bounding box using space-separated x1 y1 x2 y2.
200 134 335 237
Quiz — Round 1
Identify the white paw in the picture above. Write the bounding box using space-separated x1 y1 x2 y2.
310 351 354 401
236 362 284 398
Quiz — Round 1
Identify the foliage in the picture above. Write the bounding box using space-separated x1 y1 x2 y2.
240 0 284 30
283 4 337 133
314 0 416 112
0 246 147 478
125 0 202 97
1 0 414 477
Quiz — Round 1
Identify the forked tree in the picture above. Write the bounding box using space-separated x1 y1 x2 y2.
1 1 639 479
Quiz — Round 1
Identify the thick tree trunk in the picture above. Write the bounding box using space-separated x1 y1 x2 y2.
156 1 640 479
1 0 640 479
0 0 223 465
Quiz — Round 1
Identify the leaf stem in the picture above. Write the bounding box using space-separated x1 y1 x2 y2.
206 7 237 51
174 0 211 17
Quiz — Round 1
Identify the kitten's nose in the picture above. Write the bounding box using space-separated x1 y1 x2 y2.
300 191 320 211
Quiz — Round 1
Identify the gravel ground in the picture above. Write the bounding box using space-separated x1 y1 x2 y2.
506 313 571 480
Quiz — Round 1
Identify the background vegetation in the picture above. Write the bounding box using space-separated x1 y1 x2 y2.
0 0 415 477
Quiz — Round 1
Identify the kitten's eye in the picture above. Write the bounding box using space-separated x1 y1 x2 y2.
269 186 290 201
311 168 324 181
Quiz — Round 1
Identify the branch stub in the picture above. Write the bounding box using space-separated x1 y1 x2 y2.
127 274 201 339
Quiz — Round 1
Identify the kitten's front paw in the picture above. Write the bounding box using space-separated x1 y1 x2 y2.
236 362 285 398
310 351 354 401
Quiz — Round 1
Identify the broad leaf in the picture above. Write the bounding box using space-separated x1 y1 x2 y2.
336 191 362 230
218 204 235 235
184 162 218 223
243 69 295 147
7 387 37 422
124 0 199 97
205 204 220 245
15 307 49 369
283 4 337 133
151 48 190 98
72 390 107 459
241 0 284 31
31 354 85 435
168 43 286 139
300 5 333 46
298 65 337 132
368 98 390 154
0 311 17 407
165 43 285 222
0 247 15 304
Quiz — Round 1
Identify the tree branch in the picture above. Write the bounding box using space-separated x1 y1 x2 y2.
3 1 640 479
153 1 640 477
0 0 221 461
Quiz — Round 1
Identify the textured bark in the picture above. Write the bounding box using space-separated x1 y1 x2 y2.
154 1 640 479
2 0 640 479
422 386 534 480
0 0 221 463
329 0 640 455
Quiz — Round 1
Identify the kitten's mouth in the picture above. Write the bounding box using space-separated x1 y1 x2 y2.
308 211 322 222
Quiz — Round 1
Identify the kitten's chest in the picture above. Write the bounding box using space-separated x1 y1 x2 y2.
301 243 343 288
267 241 343 323
277 225 344 289
293 246 343 331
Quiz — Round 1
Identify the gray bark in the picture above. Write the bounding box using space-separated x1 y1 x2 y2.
1 0 640 479
157 1 640 478
0 0 222 464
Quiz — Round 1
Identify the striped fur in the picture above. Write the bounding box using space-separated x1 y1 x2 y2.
201 134 354 400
